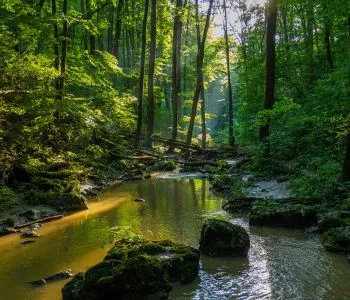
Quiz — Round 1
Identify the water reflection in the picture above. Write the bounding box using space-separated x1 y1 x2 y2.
0 178 349 300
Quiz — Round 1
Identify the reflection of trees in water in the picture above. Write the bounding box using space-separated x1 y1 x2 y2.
189 179 198 207
201 179 206 206
173 179 184 240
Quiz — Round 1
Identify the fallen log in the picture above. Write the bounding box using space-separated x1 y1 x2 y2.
112 154 156 161
14 215 64 229
152 135 201 151
183 160 218 167
136 150 163 158
228 157 251 172
29 269 74 286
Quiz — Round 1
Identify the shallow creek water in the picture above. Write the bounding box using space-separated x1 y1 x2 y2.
0 178 349 300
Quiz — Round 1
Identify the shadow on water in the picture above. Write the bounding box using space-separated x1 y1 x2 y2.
0 178 349 300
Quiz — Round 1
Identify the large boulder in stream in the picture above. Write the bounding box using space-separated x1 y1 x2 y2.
199 219 250 257
62 239 200 300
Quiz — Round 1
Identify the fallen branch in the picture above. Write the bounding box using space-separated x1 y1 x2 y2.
228 157 251 172
112 154 156 161
183 160 218 167
152 135 201 151
14 215 64 229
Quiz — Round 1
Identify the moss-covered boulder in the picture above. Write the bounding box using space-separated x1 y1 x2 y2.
318 212 347 233
62 239 200 300
199 219 250 257
249 200 318 228
322 226 350 253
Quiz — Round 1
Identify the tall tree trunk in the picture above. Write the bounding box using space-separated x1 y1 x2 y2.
181 8 189 120
223 0 234 147
113 0 124 59
107 7 114 53
259 0 277 146
306 1 314 82
169 0 183 151
135 0 149 149
97 10 104 51
195 0 206 149
57 0 68 102
342 134 350 182
200 88 206 149
145 0 157 149
80 0 88 50
323 2 333 70
186 0 214 145
51 0 60 72
86 0 96 53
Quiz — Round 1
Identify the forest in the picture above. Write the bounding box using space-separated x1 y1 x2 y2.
0 0 350 299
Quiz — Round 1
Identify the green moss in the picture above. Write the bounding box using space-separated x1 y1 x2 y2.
0 185 17 213
63 239 200 300
199 219 250 257
322 226 350 253
249 199 320 228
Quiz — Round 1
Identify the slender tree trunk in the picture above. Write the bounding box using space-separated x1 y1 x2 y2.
342 134 350 181
181 8 189 120
57 0 68 102
51 0 60 72
86 0 96 53
195 0 206 149
107 7 114 53
113 0 124 59
169 0 183 151
186 0 214 145
306 1 314 81
135 0 149 149
323 2 333 70
81 0 88 50
200 88 206 149
145 0 157 149
223 0 234 147
97 10 104 51
259 0 277 146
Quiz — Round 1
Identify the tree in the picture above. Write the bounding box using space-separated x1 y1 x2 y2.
135 0 150 149
57 0 69 102
113 0 124 58
259 0 277 146
223 0 234 147
186 0 215 145
169 0 183 152
145 0 157 149
342 134 350 182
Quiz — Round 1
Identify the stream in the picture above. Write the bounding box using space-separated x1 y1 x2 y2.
0 177 349 300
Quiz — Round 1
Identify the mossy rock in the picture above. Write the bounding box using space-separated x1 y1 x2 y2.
211 175 233 192
322 226 350 253
249 200 318 228
62 239 200 300
318 212 345 233
24 190 88 211
151 160 176 172
199 219 250 257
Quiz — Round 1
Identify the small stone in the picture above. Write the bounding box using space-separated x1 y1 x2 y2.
134 198 146 202
29 223 43 231
21 240 36 245
21 230 40 238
